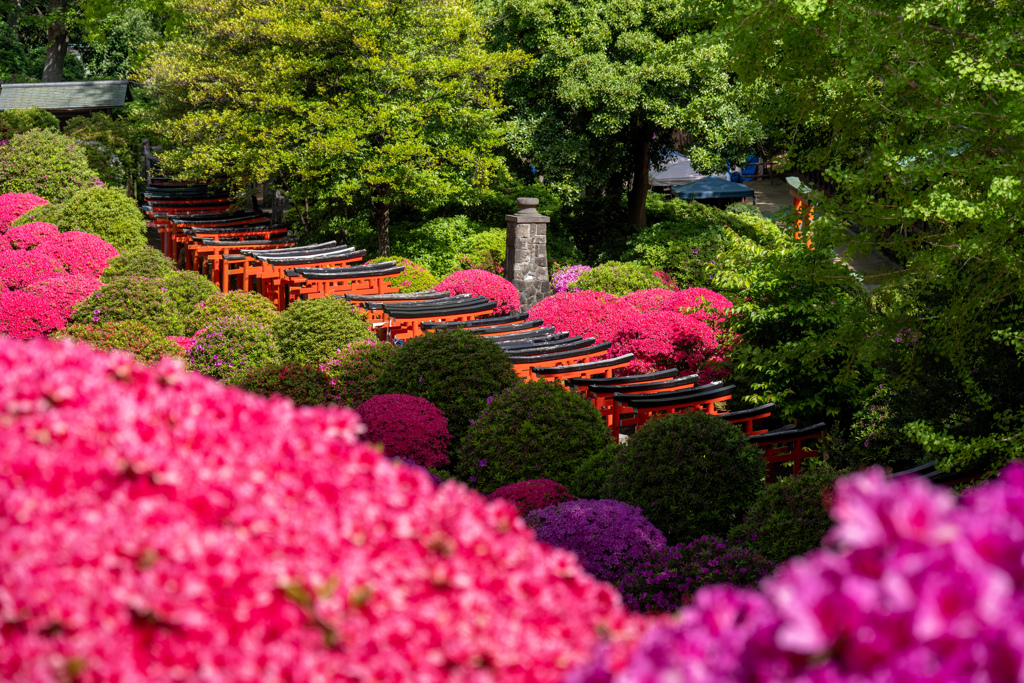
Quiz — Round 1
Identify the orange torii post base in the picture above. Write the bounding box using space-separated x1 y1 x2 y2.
786 176 815 249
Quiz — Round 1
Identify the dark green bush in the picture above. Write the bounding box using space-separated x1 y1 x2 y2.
726 202 761 216
572 261 665 296
728 462 840 563
187 315 280 382
274 297 373 366
71 276 184 336
568 442 621 499
62 320 181 363
44 185 146 252
321 340 399 407
164 270 220 315
0 129 99 202
234 362 334 405
99 246 177 282
456 381 611 493
184 291 281 336
626 221 730 289
375 329 520 450
610 411 764 544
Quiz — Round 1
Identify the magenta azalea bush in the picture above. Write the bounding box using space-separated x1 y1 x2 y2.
357 393 451 468
0 192 47 231
434 268 521 315
0 248 65 289
609 310 721 379
487 478 576 516
24 274 103 319
0 336 645 681
0 288 63 338
5 221 58 249
526 500 667 585
552 264 592 294
571 464 1024 682
530 290 634 344
166 335 196 353
36 231 119 278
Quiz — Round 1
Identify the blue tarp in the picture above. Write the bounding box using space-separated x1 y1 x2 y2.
671 176 755 201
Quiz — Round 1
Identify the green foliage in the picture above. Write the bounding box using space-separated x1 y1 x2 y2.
320 340 399 407
42 186 146 252
274 297 373 366
375 329 520 449
79 7 159 79
62 320 181 363
391 216 495 277
456 382 611 493
0 107 59 135
100 246 176 283
187 314 280 382
369 257 441 293
163 270 220 315
568 442 621 499
572 261 665 296
726 202 760 217
64 112 145 195
234 362 334 406
11 202 61 228
728 462 840 564
610 411 764 545
0 129 99 202
457 228 506 274
627 222 729 290
71 276 184 336
184 291 280 336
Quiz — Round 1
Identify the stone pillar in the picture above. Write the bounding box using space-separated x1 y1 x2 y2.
505 197 550 311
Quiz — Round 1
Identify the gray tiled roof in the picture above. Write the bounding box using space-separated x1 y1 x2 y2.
0 80 131 111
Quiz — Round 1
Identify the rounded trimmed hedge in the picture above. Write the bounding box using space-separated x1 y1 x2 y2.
0 129 99 202
486 479 576 516
572 261 666 296
44 186 146 253
274 296 373 366
164 270 220 315
101 246 176 283
610 411 764 544
187 315 280 382
371 256 440 293
320 340 399 407
62 320 182 363
357 394 451 468
0 192 49 231
5 221 58 249
375 329 519 450
234 362 334 406
184 290 280 336
71 276 184 337
456 381 611 493
568 442 621 499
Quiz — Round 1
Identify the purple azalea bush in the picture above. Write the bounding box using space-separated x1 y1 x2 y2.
526 499 666 584
568 464 1024 682
551 264 592 294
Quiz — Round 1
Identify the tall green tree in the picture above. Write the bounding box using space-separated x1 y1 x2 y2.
491 0 761 227
727 0 1024 474
144 0 524 255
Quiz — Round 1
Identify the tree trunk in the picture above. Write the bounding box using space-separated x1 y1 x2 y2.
42 0 68 83
373 189 391 257
626 121 655 228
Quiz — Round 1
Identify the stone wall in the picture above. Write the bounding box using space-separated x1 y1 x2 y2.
505 197 550 311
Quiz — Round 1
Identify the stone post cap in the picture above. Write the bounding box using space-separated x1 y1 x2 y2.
516 197 541 214
507 197 550 224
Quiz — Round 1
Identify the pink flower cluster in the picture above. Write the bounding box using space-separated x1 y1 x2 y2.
0 194 116 338
166 335 196 353
357 393 452 468
552 264 592 294
570 464 1024 682
531 287 735 379
487 478 576 516
0 192 47 231
434 268 521 315
0 336 646 682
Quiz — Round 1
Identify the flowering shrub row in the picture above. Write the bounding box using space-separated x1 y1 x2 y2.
434 268 521 316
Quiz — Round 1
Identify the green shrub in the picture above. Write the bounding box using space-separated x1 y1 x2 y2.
71 276 184 336
572 261 666 296
0 107 60 135
0 128 99 202
99 246 176 282
62 320 181 363
187 315 280 382
10 202 61 227
568 442 621 499
456 382 611 493
626 222 730 289
164 270 220 315
42 185 146 252
184 291 281 336
728 462 840 563
234 362 334 405
370 256 441 293
610 411 764 544
376 329 520 450
391 215 502 277
274 297 373 366
64 112 143 192
320 340 399 407
457 228 506 274
645 194 785 248
726 201 762 216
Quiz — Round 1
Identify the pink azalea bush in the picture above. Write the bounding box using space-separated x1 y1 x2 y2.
487 478 577 516
530 290 635 344
0 192 47 231
0 336 646 682
357 393 451 468
609 311 721 379
552 264 592 294
0 289 63 338
570 464 1024 682
24 274 103 319
166 335 196 353
36 231 119 278
5 221 58 250
664 287 734 323
619 288 678 314
434 268 521 315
